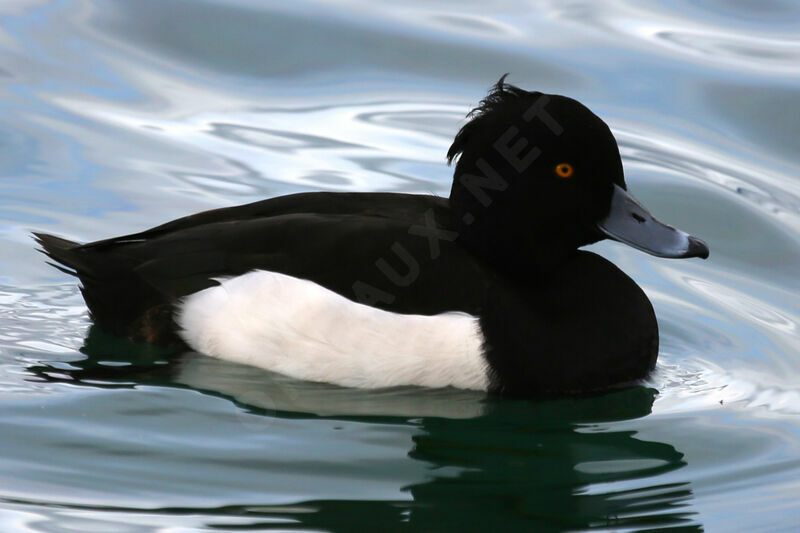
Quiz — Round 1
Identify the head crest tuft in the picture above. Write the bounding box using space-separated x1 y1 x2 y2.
447 74 537 165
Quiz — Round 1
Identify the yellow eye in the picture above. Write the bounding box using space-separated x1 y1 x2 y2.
555 163 574 178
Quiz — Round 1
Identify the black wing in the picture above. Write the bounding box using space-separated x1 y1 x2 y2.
36 192 498 340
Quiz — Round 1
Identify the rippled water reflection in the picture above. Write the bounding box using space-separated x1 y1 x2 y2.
2 0 800 530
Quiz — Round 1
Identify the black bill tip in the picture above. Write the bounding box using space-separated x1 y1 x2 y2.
687 235 710 260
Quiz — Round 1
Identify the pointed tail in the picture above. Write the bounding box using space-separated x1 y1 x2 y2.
33 232 85 277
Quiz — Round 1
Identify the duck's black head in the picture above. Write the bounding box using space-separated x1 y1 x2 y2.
448 76 708 275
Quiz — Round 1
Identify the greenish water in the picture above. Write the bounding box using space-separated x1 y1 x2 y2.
2 0 800 530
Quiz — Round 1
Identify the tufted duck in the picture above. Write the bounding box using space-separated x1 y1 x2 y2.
36 77 709 397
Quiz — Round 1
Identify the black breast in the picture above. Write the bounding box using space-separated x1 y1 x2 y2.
478 251 658 397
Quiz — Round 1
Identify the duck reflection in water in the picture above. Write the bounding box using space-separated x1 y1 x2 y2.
27 328 701 531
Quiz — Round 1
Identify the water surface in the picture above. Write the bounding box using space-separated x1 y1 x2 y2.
2 0 800 530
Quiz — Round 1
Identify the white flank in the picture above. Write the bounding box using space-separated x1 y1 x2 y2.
176 270 489 391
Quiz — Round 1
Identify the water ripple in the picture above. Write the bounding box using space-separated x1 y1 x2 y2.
544 0 800 75
657 29 800 74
